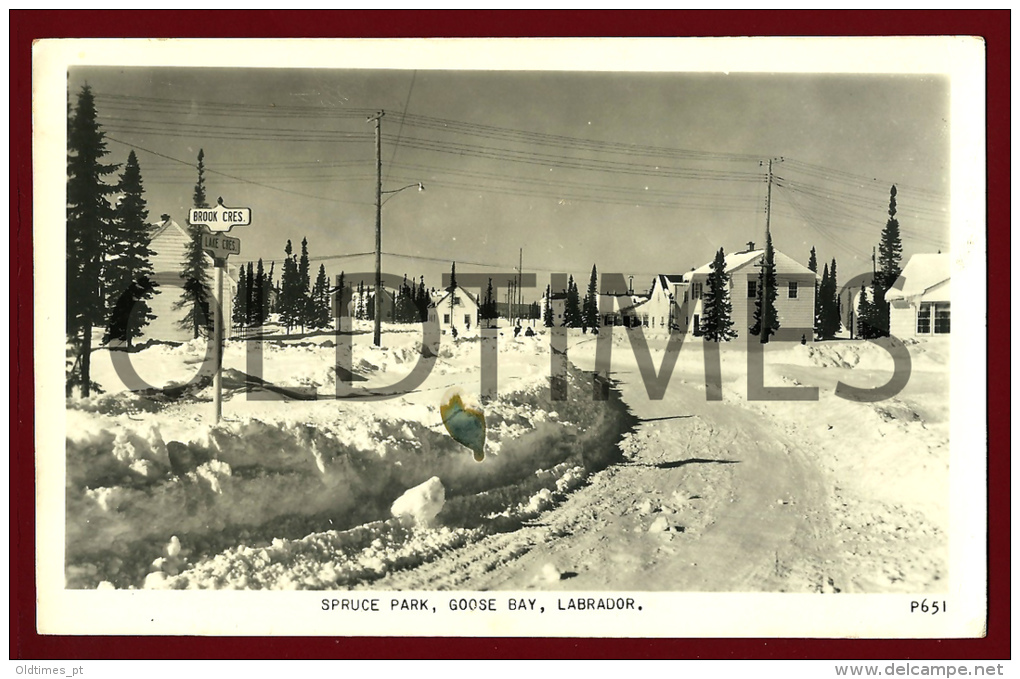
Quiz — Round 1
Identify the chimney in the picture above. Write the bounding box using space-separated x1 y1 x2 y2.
161 214 171 223
746 241 755 252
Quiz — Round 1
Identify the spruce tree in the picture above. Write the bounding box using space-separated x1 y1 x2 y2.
232 263 248 327
823 258 841 338
263 261 275 321
482 278 495 328
278 240 300 331
245 261 256 326
253 259 266 327
543 285 554 328
814 262 828 339
104 149 157 346
856 284 874 339
816 263 831 339
703 247 736 342
582 264 600 333
417 276 428 322
67 84 119 395
447 261 457 292
298 237 313 328
311 264 331 328
174 149 213 339
563 276 581 328
873 185 903 336
749 230 780 343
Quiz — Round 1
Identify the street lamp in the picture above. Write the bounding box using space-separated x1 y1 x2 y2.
373 181 425 347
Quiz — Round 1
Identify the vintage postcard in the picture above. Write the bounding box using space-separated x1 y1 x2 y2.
34 37 986 638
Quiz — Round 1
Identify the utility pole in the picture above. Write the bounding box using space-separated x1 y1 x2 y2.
369 110 384 347
518 247 523 325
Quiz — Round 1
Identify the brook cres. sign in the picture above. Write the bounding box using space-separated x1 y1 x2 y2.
188 199 252 233
109 270 911 405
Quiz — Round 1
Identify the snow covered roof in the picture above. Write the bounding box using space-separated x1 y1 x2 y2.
885 253 950 302
429 285 479 309
148 216 186 241
652 274 687 293
687 249 815 279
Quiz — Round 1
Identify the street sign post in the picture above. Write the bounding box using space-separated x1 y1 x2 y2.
190 198 251 423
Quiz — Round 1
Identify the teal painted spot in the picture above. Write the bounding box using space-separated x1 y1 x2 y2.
441 390 486 462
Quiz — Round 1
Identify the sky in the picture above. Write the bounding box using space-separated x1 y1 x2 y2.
68 62 951 302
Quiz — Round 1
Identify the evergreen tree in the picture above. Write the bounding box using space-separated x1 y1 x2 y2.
816 263 831 339
279 240 301 332
416 276 428 322
749 230 780 343
807 246 818 274
67 84 119 395
356 280 366 320
174 149 213 339
856 284 875 339
823 258 841 338
873 185 903 336
263 261 275 320
814 262 827 339
310 264 331 328
563 275 581 328
245 261 256 326
481 278 496 328
702 247 737 342
447 261 457 292
104 150 158 346
543 285 554 328
253 259 266 327
298 237 313 328
232 263 248 327
582 264 600 333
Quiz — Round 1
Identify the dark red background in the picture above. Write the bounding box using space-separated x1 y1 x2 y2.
10 10 1009 660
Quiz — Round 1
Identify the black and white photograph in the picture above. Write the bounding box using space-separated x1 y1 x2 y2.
34 37 986 638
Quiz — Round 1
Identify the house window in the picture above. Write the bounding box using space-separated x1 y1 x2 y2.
692 314 701 336
692 283 703 300
934 302 950 334
464 314 472 327
788 281 798 299
642 314 649 328
916 304 931 334
451 295 461 306
683 291 689 303
747 281 757 298
443 313 451 324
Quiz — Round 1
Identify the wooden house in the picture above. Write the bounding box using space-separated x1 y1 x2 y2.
885 253 950 337
141 215 238 343
683 242 817 341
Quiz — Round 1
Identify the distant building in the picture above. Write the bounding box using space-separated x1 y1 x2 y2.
885 253 950 337
346 285 395 322
428 285 480 335
141 215 238 343
541 289 568 326
683 242 817 341
643 274 689 331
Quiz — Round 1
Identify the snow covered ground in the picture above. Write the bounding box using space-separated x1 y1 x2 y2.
65 322 949 593
66 322 632 589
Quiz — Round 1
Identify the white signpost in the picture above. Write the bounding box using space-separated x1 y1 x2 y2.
190 198 251 423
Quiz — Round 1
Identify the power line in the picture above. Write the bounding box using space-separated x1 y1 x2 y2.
105 135 375 206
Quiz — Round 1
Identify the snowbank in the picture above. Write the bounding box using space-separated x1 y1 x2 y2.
66 331 635 589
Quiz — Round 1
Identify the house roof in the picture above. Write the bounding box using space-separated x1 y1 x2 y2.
652 274 687 294
429 285 479 309
148 216 187 241
885 253 950 302
687 249 816 279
